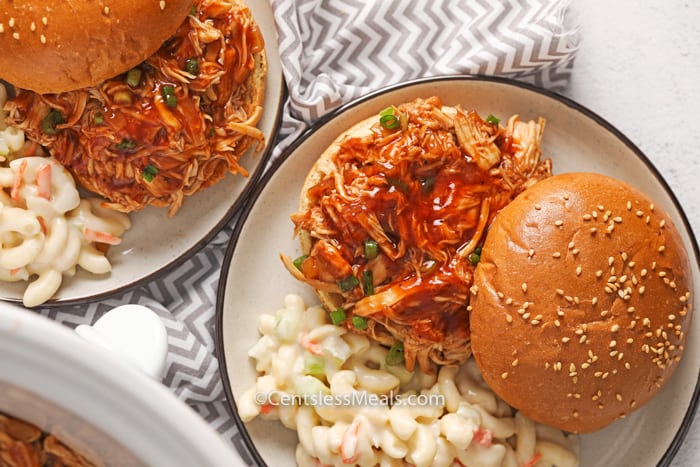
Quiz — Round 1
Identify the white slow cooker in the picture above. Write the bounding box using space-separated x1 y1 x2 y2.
0 300 245 466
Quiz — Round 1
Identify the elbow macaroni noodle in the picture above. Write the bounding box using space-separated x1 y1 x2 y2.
0 157 131 307
239 294 580 467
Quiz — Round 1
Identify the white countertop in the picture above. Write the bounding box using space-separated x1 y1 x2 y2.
564 1 700 465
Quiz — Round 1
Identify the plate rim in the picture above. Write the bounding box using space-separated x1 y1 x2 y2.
215 74 700 467
2 50 287 307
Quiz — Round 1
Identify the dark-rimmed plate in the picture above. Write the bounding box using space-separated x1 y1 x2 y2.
1 0 284 306
216 75 700 467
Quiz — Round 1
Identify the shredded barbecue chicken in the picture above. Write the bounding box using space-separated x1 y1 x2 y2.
284 97 551 372
4 0 265 215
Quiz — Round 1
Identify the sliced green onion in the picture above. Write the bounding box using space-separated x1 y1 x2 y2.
41 109 64 135
386 176 409 194
126 68 142 87
468 252 481 265
362 269 374 296
329 308 347 325
421 258 438 274
420 176 435 194
113 90 133 105
161 85 178 108
364 239 379 259
337 275 359 292
386 342 405 366
293 254 309 271
303 354 325 375
93 112 104 125
189 5 197 15
116 138 137 151
485 114 500 125
142 163 159 182
351 316 368 330
379 113 400 130
185 58 200 75
474 245 483 255
379 107 395 117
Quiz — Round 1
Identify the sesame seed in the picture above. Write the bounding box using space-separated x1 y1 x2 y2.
596 270 604 278
501 372 508 379
497 291 505 298
557 309 565 317
610 340 617 347
512 359 519 366
562 337 571 343
625 362 632 369
555 220 564 227
506 315 513 323
611 324 620 332
619 274 628 283
528 248 535 258
556 288 565 295
600 310 610 317
553 252 561 258
42 17 48 26
563 193 570 200
592 210 599 219
616 393 623 401
613 216 623 223
598 205 605 211
530 319 541 325
30 22 36 32
572 248 580 255
554 320 561 327
568 241 575 250
104 6 110 15
521 283 528 293
160 0 166 10
628 306 636 313
590 227 598 234
40 34 46 44
626 338 634 344
9 17 15 27
659 271 667 278
608 256 615 266
575 329 584 336
658 245 666 252
505 297 513 305
570 363 576 372
592 297 598 305
579 335 587 343
522 312 531 320
535 204 542 210
639 286 646 295
12 32 19 40
646 216 651 224
583 214 592 221
576 266 582 276
627 201 632 210
650 203 655 212
0 24 4 34
660 220 666 228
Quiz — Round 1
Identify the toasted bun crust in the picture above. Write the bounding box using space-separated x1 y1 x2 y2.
0 0 193 94
297 114 380 312
470 172 693 433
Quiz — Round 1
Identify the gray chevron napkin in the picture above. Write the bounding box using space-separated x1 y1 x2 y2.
38 0 579 464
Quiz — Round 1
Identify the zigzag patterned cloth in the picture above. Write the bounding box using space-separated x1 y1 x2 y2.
38 0 578 464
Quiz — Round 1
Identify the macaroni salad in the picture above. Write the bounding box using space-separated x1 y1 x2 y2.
239 295 580 467
1 84 131 307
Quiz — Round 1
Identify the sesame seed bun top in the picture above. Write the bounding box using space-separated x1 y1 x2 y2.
469 171 693 433
0 0 193 94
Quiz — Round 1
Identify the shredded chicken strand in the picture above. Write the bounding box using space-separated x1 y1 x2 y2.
287 96 552 372
3 0 264 216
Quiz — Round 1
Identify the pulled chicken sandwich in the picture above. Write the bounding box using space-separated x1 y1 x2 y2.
282 96 552 372
4 0 267 216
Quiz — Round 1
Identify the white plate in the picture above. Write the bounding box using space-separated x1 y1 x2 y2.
1 0 284 305
216 76 700 467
